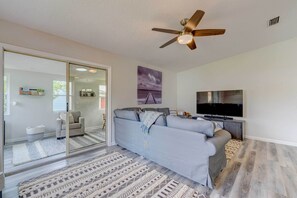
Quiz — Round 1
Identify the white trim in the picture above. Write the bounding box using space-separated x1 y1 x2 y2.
3 73 10 115
0 47 5 190
0 43 113 148
246 135 297 147
106 67 112 146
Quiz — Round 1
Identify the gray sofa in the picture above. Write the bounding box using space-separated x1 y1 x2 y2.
56 111 85 139
114 109 231 189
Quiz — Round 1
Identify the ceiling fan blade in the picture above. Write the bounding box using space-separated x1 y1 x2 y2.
160 37 178 48
193 29 226 36
187 39 197 50
184 10 205 32
152 28 181 34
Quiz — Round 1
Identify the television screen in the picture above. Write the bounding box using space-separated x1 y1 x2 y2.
196 90 243 117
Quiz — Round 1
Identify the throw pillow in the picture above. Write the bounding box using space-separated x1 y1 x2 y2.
212 121 223 132
69 114 74 124
167 115 215 137
114 109 140 121
59 112 75 124
71 111 81 123
59 112 66 121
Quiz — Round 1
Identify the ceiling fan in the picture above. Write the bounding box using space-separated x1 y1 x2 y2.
152 10 225 50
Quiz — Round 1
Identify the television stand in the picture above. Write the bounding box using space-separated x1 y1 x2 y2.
204 115 233 120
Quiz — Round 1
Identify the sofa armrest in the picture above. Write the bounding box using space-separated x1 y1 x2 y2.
79 117 85 133
206 130 231 156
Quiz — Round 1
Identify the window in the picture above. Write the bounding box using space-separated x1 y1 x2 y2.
4 75 10 115
53 80 72 111
99 85 106 110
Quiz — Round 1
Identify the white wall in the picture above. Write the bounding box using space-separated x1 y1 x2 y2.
0 20 177 143
4 69 65 142
177 37 297 145
73 79 106 128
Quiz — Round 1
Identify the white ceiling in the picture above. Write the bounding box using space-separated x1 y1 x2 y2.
0 0 297 71
4 52 106 82
4 52 66 75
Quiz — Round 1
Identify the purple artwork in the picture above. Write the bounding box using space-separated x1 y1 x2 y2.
137 66 162 104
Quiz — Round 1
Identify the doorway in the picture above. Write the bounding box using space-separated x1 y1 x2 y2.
1 49 109 174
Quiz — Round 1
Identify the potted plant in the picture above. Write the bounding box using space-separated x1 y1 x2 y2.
37 89 45 96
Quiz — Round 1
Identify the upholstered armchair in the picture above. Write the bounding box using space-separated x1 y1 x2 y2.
56 111 85 139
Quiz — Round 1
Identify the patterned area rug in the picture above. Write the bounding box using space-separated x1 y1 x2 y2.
225 139 242 163
19 151 206 198
12 132 105 166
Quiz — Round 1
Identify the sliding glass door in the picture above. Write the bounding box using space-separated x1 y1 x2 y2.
0 49 109 177
67 64 107 153
2 51 67 172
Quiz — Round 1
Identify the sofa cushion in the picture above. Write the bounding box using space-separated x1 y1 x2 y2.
167 115 215 137
114 109 140 121
139 112 167 126
59 112 74 124
122 107 142 112
62 123 81 130
142 108 157 112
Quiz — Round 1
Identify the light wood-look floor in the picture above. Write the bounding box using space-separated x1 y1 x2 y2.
2 139 297 198
211 139 297 198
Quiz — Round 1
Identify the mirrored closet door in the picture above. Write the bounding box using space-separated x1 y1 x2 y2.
67 64 107 153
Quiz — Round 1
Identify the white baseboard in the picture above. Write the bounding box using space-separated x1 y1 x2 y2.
246 135 297 147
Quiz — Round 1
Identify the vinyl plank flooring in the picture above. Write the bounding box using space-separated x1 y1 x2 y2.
211 139 297 198
280 166 297 198
266 160 287 197
229 151 256 198
217 161 242 197
267 142 279 161
3 139 297 198
276 144 293 168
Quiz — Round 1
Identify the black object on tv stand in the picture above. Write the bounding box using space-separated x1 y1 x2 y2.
203 115 233 120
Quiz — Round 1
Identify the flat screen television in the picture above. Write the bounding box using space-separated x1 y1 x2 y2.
196 90 243 117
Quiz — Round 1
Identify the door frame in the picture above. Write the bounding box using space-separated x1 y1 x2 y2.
0 47 5 191
0 43 112 158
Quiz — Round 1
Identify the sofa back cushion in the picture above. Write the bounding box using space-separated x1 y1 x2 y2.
142 108 170 116
167 115 215 137
71 111 81 123
142 108 157 112
122 107 142 112
139 112 167 126
114 109 140 121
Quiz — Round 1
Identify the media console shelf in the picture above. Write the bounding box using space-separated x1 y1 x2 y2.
194 116 245 140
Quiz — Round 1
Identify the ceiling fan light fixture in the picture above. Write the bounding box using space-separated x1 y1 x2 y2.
177 33 193 44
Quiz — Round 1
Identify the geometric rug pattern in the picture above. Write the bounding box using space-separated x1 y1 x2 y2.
225 139 242 163
19 151 206 198
12 132 105 166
